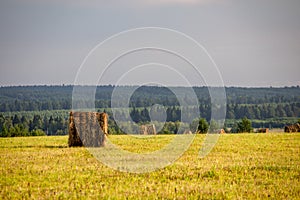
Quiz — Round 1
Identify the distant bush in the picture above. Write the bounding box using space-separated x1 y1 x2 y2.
197 118 209 134
31 129 46 136
231 117 253 133
55 130 65 135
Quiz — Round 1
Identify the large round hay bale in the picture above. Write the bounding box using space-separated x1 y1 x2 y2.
68 112 83 147
68 112 107 147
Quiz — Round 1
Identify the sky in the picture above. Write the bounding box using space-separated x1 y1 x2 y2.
0 0 299 87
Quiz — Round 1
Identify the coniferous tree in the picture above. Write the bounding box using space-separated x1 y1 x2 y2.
197 118 209 134
237 117 252 133
12 114 21 126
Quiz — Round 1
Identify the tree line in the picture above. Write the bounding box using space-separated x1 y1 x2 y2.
0 109 299 137
1 85 299 112
0 85 299 136
197 117 252 133
127 104 299 124
0 114 68 137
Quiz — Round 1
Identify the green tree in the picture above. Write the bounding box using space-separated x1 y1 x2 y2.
209 119 219 132
0 126 9 137
48 116 55 135
130 107 140 123
55 130 64 135
174 121 181 134
4 117 13 130
284 105 293 117
227 110 235 119
140 108 150 122
43 115 49 133
10 124 29 137
231 122 238 133
32 115 42 130
31 129 46 136
0 114 5 133
12 114 21 125
253 106 261 119
56 116 64 130
237 117 252 133
245 106 255 119
267 104 276 118
197 118 209 134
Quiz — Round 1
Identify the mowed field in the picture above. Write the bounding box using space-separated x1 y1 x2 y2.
1 133 299 199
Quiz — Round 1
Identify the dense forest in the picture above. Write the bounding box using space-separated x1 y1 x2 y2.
0 85 299 136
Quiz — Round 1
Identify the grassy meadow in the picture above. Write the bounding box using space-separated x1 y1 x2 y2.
1 133 300 199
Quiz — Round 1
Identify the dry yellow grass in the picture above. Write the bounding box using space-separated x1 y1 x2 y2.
1 133 299 199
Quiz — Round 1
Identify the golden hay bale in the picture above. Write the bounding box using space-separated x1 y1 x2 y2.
68 111 108 147
257 128 269 133
218 129 226 134
68 112 83 147
284 123 300 133
139 124 156 135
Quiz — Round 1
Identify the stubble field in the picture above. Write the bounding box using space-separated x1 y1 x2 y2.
1 133 299 199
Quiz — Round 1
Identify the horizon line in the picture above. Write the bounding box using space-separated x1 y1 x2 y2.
0 84 299 89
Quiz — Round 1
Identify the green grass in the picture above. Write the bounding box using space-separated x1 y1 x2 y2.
1 133 300 199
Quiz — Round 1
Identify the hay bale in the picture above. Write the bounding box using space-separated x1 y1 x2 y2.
257 128 269 133
68 111 83 147
183 130 192 134
139 124 156 135
68 111 108 147
96 112 108 135
218 129 226 134
284 123 300 133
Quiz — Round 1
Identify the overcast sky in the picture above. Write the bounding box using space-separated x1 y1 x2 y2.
0 0 299 87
